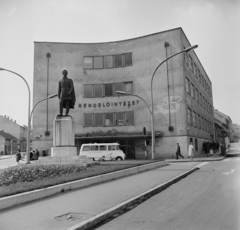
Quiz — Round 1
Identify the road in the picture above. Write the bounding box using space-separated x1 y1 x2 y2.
92 157 240 230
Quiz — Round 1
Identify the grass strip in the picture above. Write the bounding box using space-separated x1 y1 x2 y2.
0 161 155 198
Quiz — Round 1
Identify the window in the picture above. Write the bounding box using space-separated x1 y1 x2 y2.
84 112 134 126
191 83 194 98
195 139 198 151
94 84 103 97
193 63 197 76
95 113 104 126
114 54 122 67
198 114 201 129
82 146 90 151
199 93 202 106
115 112 124 126
193 111 196 127
186 77 190 93
105 113 114 126
201 117 204 130
83 57 93 69
124 53 132 66
104 56 113 68
189 56 193 71
94 56 103 69
183 47 188 65
124 82 133 94
188 108 192 125
84 84 93 98
105 84 113 96
100 145 107 151
126 111 134 125
91 145 98 151
108 145 116 150
114 82 123 95
196 89 199 102
84 113 93 126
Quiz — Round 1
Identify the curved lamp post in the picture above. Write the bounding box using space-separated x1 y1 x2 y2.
31 94 58 121
0 68 31 163
117 90 152 159
150 45 198 159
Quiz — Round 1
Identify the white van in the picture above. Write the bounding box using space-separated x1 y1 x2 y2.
79 143 125 161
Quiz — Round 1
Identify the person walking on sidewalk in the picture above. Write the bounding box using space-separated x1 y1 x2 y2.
16 149 22 165
188 142 194 160
176 143 184 159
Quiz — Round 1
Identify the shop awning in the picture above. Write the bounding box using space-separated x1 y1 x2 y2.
75 132 163 140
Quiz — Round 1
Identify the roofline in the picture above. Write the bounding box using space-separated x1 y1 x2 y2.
34 27 182 45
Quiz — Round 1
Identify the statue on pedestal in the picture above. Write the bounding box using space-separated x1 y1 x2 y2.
58 69 76 116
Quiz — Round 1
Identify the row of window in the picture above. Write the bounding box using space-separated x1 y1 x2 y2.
83 53 132 69
84 111 134 127
186 77 213 115
183 47 211 97
84 81 133 98
188 108 213 133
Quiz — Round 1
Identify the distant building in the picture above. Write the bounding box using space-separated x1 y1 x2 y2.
232 124 240 142
0 115 27 152
214 109 234 146
33 27 214 158
0 130 18 155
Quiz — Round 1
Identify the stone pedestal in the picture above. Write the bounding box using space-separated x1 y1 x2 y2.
51 116 77 157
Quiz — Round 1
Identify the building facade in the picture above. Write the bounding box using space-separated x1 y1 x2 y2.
33 27 214 159
0 130 18 155
0 115 27 152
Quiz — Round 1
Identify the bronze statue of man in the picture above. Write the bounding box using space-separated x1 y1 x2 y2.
58 70 76 116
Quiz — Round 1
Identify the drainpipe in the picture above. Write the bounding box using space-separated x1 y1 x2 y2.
46 52 51 136
164 42 173 132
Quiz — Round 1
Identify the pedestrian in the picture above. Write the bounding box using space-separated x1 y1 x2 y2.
16 149 22 164
36 149 39 160
176 143 184 159
188 142 194 161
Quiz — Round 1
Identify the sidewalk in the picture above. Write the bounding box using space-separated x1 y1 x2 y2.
167 151 225 163
0 161 204 230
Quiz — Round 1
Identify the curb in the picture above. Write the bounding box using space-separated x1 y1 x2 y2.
0 161 167 211
67 166 200 230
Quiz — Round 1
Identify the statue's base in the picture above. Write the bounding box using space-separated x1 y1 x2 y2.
51 146 77 157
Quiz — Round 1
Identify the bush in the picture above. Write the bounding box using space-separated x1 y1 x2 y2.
0 164 86 186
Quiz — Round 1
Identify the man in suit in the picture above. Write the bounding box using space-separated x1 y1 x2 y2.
58 70 76 116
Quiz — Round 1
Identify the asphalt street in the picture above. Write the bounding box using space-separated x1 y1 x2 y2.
92 156 240 230
0 161 200 230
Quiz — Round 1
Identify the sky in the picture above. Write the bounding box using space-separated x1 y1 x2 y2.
0 0 239 126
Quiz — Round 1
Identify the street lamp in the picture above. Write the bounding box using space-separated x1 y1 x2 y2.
150 45 198 159
0 68 31 163
117 90 153 159
31 94 58 121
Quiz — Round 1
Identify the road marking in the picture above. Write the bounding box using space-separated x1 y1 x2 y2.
196 162 209 168
223 169 235 175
